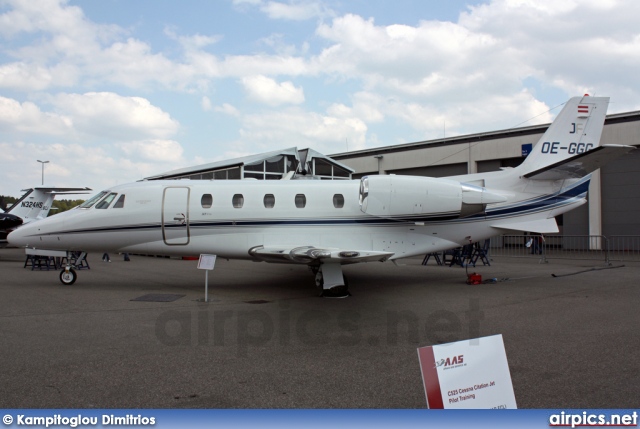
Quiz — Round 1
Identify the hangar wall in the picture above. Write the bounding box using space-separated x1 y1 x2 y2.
331 111 640 238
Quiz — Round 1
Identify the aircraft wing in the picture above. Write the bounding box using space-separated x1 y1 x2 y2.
523 145 636 180
249 245 394 264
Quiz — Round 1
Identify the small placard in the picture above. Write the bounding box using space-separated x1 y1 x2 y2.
197 254 217 270
417 334 517 409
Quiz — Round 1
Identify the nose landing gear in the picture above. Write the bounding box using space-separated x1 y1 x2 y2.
59 267 77 285
58 251 87 285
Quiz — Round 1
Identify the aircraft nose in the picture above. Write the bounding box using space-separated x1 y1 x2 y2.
7 223 34 247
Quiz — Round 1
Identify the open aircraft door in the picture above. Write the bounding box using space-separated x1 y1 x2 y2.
162 186 190 245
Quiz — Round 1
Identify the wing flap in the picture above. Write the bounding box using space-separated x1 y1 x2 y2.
523 145 635 180
249 245 394 264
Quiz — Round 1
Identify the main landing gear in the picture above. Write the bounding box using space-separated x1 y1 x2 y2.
312 262 350 298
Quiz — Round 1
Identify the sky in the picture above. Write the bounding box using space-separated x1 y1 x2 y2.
1 0 640 196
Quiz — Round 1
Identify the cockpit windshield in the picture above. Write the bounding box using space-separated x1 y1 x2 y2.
95 192 118 209
79 191 109 209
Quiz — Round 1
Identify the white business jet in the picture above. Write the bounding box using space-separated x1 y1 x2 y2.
7 96 635 296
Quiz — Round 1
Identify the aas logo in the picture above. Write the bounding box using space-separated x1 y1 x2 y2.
434 355 464 369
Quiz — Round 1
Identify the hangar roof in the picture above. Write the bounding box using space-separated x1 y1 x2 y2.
144 147 354 181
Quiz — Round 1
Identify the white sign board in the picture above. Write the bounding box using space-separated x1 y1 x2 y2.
197 254 217 270
417 334 517 409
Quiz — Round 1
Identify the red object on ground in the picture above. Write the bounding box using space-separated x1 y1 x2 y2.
467 273 482 285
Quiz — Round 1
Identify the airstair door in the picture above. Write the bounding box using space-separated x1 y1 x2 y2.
162 187 190 245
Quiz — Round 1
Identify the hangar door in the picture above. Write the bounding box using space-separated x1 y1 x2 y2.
162 187 190 245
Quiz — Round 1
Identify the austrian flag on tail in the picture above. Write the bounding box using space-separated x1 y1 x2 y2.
578 104 590 114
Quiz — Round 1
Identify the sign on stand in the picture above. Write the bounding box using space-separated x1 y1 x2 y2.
417 334 517 409
197 254 217 302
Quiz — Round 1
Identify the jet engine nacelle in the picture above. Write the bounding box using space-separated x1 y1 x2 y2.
358 175 507 219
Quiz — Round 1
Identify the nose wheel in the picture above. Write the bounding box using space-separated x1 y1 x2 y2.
59 268 77 285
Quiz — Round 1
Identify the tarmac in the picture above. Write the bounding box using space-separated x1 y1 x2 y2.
0 247 638 409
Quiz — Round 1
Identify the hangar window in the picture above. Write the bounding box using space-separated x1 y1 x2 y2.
333 194 344 209
295 194 306 208
95 192 118 209
201 194 213 209
264 194 275 209
113 195 126 209
232 194 244 209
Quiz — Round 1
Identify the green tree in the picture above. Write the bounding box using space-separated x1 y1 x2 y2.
50 199 85 215
0 195 18 211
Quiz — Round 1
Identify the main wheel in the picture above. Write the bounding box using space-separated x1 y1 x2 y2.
322 285 350 298
314 271 323 288
60 268 77 285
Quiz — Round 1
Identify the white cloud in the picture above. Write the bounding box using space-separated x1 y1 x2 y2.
49 92 179 140
0 96 72 135
241 75 305 106
214 103 241 117
232 0 331 20
118 139 185 163
260 1 329 21
201 96 212 111
0 93 178 143
0 140 189 195
238 107 367 153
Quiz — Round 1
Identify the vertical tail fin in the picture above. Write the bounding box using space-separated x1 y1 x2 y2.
516 95 609 178
6 187 91 222
6 188 55 220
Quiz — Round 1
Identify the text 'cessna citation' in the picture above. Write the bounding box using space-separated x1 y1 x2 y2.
8 96 635 296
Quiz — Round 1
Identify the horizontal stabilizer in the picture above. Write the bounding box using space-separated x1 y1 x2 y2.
523 145 635 180
27 187 93 194
249 245 394 264
491 217 559 234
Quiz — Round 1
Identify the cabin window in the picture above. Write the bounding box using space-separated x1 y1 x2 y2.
201 194 213 209
113 194 126 208
95 192 118 209
295 194 306 208
333 194 344 209
232 194 244 208
263 194 275 209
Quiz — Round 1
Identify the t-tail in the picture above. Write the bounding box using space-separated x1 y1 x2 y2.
515 95 633 180
479 95 635 235
6 187 92 222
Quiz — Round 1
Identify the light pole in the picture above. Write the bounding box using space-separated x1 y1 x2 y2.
37 160 49 186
